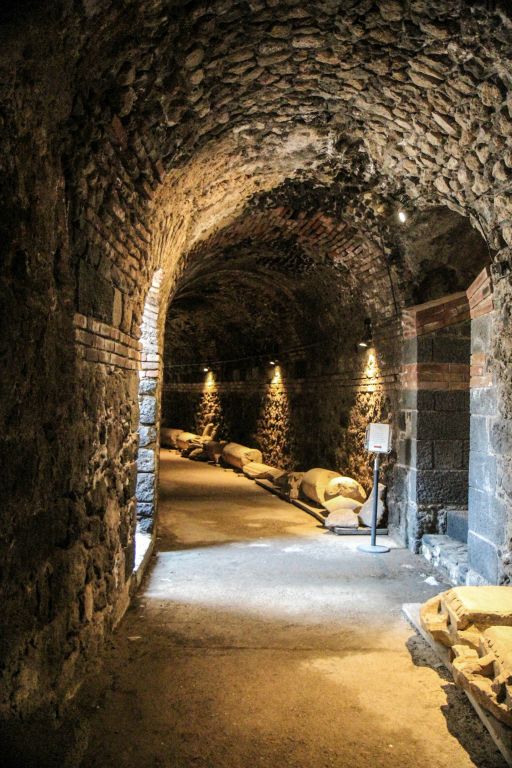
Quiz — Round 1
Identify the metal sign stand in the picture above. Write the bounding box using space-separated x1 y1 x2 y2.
358 453 390 555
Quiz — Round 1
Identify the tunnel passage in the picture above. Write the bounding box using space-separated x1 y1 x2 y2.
163 201 490 488
1 0 512 736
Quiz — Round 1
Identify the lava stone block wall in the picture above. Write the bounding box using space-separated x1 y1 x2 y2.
466 269 501 583
384 293 471 549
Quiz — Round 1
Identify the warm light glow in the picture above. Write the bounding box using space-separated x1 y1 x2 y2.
364 350 378 387
358 341 368 348
205 370 215 387
271 365 282 384
203 366 209 372
398 210 407 223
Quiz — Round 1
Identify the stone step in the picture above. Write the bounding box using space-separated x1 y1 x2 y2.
446 507 468 543
421 534 469 586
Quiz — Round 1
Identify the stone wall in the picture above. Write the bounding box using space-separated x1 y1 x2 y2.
163 339 399 493
466 269 501 583
392 293 472 550
136 270 163 546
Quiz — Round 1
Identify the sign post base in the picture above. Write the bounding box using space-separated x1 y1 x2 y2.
357 543 390 554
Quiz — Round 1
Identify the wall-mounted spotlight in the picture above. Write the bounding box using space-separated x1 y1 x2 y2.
269 358 278 367
397 210 407 224
358 318 373 349
203 366 210 373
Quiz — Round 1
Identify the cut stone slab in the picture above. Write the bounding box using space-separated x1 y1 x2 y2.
358 483 386 527
242 462 285 481
447 507 469 543
324 509 359 529
222 442 263 469
322 495 362 514
420 587 512 651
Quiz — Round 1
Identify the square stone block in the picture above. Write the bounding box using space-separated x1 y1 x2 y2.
468 531 500 584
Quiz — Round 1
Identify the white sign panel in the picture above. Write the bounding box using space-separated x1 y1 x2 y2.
365 423 392 454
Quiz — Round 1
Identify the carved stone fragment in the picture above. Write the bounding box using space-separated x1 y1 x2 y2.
242 461 285 481
358 483 386 527
421 587 512 651
301 468 366 505
222 442 263 469
452 626 512 727
161 427 184 448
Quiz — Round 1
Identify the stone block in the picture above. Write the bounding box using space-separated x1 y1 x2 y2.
417 410 469 440
139 377 158 395
138 425 157 448
78 260 114 323
397 436 412 466
417 335 434 361
416 469 468 505
491 419 512 456
470 387 497 416
447 508 469 542
402 337 418 364
468 531 500 584
432 336 470 363
136 472 155 503
434 390 469 412
470 414 491 453
136 501 154 520
137 448 155 472
414 439 433 470
468 488 507 546
469 451 496 493
433 440 463 469
471 314 492 354
139 395 157 425
136 515 154 534
399 390 434 410
112 288 123 328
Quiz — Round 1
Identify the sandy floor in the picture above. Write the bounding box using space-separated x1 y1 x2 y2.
77 451 503 768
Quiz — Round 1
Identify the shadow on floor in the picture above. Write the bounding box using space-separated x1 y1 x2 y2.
406 634 503 767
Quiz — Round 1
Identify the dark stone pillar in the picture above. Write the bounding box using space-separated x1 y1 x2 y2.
393 293 471 552
466 268 501 583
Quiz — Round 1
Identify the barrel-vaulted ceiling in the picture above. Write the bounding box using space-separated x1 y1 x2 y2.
0 0 506 329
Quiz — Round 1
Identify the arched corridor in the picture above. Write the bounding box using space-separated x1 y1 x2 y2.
1 0 512 763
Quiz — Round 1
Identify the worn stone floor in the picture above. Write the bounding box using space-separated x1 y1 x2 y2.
76 451 502 768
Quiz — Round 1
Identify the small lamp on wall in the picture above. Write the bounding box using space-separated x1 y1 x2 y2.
358 318 373 349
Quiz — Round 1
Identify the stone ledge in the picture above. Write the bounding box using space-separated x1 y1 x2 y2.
421 533 469 585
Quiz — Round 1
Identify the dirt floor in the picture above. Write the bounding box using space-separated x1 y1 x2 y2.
74 451 503 768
